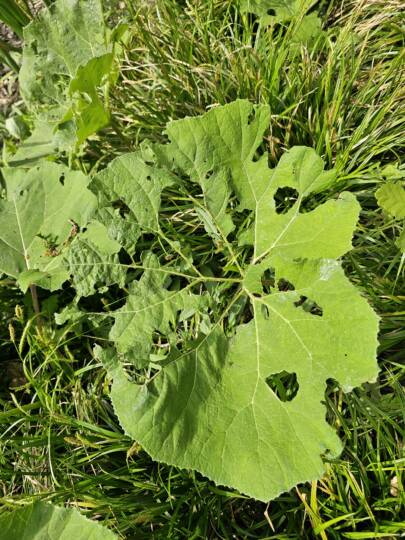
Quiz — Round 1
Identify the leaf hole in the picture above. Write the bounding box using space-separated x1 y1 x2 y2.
274 187 299 214
59 173 65 185
206 169 213 179
266 371 299 402
118 248 132 265
294 296 323 317
261 269 275 294
277 278 295 292
266 8 276 16
261 304 269 319
247 109 256 126
112 199 131 218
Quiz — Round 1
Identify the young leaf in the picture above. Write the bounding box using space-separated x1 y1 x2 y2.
98 100 379 501
0 501 118 540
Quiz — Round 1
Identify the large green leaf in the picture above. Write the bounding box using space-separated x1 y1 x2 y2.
0 501 118 540
99 100 379 501
0 162 96 290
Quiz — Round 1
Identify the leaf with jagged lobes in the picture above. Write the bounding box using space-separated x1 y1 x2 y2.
0 162 96 290
98 100 379 501
91 151 175 234
0 501 118 540
65 221 126 297
111 258 378 500
110 253 209 368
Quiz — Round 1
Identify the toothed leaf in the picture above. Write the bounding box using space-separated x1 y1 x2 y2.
100 100 379 501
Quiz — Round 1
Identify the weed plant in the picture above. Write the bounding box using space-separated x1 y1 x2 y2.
0 0 404 538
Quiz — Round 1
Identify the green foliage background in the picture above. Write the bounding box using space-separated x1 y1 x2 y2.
0 0 404 538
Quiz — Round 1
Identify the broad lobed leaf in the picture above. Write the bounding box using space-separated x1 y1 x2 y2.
97 100 378 500
0 100 379 501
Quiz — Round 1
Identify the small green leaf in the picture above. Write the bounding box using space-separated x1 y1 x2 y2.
375 182 405 219
67 53 114 146
0 501 118 540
